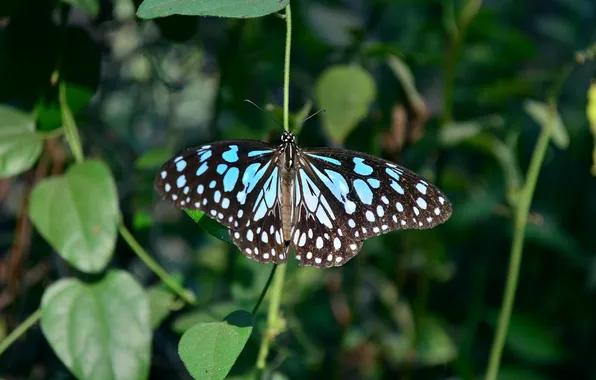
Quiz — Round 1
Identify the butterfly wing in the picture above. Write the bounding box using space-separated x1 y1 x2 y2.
289 147 452 268
155 140 287 264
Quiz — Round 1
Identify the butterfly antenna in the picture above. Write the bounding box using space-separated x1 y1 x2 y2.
243 99 283 128
295 109 326 128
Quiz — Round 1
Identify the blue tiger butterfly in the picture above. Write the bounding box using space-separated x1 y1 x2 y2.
155 131 452 268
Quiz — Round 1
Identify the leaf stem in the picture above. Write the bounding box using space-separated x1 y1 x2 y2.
282 4 292 132
118 223 196 305
484 105 554 380
0 308 42 357
252 264 278 315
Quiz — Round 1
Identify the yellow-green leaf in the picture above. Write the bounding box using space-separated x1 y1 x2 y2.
587 82 596 175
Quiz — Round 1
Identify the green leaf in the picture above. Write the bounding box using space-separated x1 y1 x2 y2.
135 148 173 170
137 0 289 19
185 209 233 245
0 106 43 179
415 317 457 366
40 270 151 380
29 160 119 273
172 303 237 334
178 310 253 380
523 99 569 149
315 65 376 143
61 0 100 17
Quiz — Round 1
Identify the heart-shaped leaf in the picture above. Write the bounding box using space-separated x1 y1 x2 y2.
0 105 43 178
40 270 152 380
29 160 119 273
137 0 289 20
315 65 376 143
178 310 253 380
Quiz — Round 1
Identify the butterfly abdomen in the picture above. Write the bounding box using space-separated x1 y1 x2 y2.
280 154 296 242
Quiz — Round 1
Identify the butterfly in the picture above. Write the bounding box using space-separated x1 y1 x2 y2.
154 131 452 268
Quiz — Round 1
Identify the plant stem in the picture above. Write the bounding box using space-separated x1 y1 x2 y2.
0 308 42 357
252 265 278 315
254 6 292 374
256 262 287 370
118 223 196 305
282 4 292 132
484 107 553 380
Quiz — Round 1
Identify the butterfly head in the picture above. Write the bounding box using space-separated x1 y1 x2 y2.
280 131 295 144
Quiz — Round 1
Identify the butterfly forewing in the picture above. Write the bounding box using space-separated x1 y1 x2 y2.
288 147 452 268
154 140 279 233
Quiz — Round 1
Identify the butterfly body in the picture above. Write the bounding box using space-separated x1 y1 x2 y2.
155 131 452 268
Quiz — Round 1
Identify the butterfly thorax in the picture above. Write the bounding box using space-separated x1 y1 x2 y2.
279 131 297 242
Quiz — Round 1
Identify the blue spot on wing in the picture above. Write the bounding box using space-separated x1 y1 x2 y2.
222 145 239 163
196 162 208 176
353 157 373 175
306 153 341 166
353 179 373 204
199 150 212 162
248 150 273 157
223 167 239 191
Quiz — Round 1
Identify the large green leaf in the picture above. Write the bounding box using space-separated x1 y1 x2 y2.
315 65 376 143
178 310 253 380
0 106 43 178
29 160 119 273
40 271 152 380
137 0 289 19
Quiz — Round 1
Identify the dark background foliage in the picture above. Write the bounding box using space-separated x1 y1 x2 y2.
1 0 595 379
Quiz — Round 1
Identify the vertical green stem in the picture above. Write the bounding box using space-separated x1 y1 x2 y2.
282 4 292 132
0 309 42 357
484 109 553 380
254 5 292 374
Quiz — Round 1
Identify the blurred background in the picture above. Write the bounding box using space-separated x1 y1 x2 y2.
1 0 596 379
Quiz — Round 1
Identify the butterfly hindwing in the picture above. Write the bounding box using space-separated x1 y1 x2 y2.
229 158 288 264
154 140 279 233
289 147 452 268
